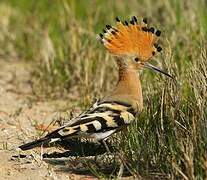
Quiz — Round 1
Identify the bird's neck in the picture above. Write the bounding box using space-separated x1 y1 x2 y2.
106 66 143 112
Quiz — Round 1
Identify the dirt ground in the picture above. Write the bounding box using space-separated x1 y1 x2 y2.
0 60 103 180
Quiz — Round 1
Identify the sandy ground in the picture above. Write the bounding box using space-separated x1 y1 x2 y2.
0 60 101 180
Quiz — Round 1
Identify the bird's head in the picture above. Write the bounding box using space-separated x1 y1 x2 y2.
99 16 172 78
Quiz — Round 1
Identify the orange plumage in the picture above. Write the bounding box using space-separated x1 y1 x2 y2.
99 16 162 61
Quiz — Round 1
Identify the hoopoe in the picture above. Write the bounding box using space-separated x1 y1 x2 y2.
19 16 172 151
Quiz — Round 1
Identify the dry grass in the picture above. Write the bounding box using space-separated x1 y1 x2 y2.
0 0 206 179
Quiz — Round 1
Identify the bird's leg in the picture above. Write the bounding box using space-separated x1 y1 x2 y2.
101 139 111 153
116 151 135 177
101 139 126 177
101 139 125 176
117 162 124 177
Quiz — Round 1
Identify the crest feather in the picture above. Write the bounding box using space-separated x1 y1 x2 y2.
99 16 162 60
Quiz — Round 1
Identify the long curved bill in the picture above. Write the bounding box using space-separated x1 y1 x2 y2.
145 63 173 78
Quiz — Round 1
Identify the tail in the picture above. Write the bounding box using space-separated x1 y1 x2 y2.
19 137 52 150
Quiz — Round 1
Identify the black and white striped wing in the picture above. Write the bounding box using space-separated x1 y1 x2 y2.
57 101 136 141
19 101 136 150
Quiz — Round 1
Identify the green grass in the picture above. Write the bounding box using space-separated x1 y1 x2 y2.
0 0 207 179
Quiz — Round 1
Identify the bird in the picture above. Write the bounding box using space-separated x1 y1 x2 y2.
19 16 172 151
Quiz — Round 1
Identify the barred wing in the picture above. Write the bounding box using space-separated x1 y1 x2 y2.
57 101 136 140
19 100 136 150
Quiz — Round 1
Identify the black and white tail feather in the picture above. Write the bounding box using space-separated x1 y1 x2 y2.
19 100 136 151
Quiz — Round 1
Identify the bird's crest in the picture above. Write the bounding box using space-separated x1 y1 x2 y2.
99 16 162 61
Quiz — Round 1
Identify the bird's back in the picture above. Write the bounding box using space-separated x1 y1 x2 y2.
19 100 136 150
59 100 136 140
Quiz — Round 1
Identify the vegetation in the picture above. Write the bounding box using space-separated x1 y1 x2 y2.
0 0 206 179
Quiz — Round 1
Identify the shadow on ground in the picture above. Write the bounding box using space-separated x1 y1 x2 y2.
15 139 131 178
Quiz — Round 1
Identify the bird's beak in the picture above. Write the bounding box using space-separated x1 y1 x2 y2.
144 63 173 78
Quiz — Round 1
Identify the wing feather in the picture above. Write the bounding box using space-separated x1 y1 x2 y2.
19 100 136 150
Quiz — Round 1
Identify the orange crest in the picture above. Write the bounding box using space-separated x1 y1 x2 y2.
99 16 162 61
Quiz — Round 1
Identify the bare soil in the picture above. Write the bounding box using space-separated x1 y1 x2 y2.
0 60 100 180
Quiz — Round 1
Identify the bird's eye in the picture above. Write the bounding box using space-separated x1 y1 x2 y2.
134 57 139 62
